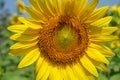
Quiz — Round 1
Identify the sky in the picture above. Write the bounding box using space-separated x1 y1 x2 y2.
3 0 120 14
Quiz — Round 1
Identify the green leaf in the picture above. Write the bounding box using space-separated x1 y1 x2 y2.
114 48 120 58
96 73 108 80
110 74 120 80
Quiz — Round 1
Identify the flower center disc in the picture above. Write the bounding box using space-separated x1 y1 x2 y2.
54 24 79 52
38 16 88 66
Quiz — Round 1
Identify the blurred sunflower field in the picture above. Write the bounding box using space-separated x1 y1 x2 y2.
0 0 120 80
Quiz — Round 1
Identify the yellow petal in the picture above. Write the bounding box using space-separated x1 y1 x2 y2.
25 6 46 21
8 25 28 33
10 40 38 49
9 46 37 56
18 48 40 68
35 57 44 72
97 64 109 72
36 0 53 17
63 0 75 16
80 0 99 20
29 0 40 11
72 63 89 80
86 47 109 64
10 33 39 41
35 0 50 19
41 66 50 80
8 25 39 34
89 43 115 57
90 16 112 27
102 46 115 56
36 61 48 80
86 6 110 23
44 0 56 16
17 0 25 13
29 0 47 21
65 66 79 80
61 0 68 14
19 17 42 29
87 25 102 35
80 55 98 77
53 0 62 15
72 0 83 16
91 35 118 43
101 27 118 35
88 76 94 80
90 59 109 72
45 0 62 16
60 69 69 80
76 0 88 17
49 67 62 80
10 14 21 25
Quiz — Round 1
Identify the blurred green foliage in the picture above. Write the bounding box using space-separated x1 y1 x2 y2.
0 0 120 80
0 0 35 80
96 5 120 80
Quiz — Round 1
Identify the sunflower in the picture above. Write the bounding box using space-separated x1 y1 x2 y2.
110 5 120 26
111 5 120 15
8 0 117 80
109 5 120 49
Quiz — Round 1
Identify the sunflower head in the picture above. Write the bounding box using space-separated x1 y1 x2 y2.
109 5 120 49
8 0 117 80
110 5 120 27
37 15 89 66
111 5 120 15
